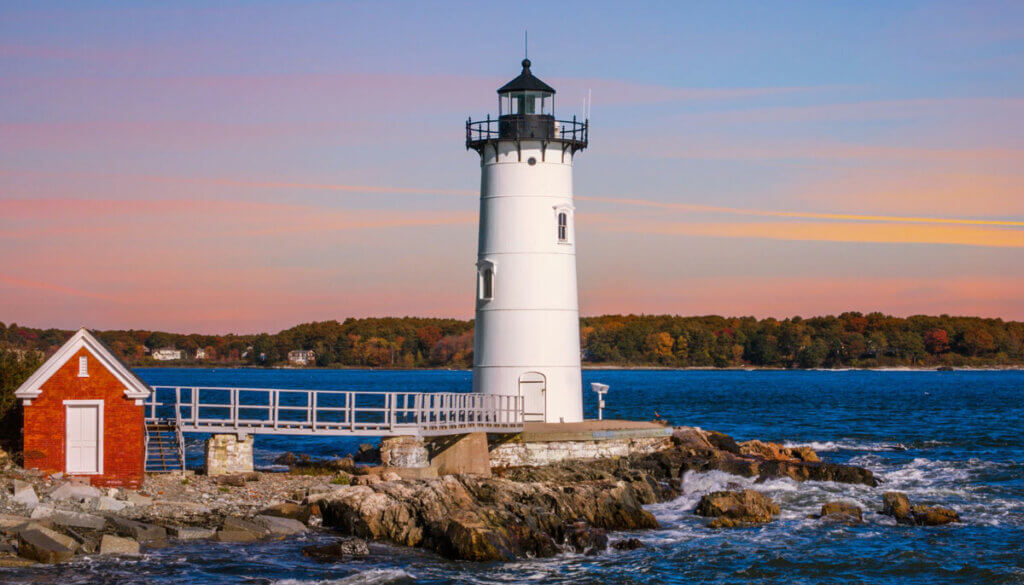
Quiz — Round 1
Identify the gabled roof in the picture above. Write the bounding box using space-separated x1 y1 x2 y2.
497 59 556 94
15 328 152 402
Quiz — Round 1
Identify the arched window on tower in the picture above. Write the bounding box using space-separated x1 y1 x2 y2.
479 267 494 301
557 212 568 242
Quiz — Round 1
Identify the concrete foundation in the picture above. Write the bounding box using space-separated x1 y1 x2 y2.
427 432 491 477
379 436 428 469
205 434 254 476
488 420 672 468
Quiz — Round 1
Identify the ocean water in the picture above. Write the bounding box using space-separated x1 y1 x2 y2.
4 369 1023 585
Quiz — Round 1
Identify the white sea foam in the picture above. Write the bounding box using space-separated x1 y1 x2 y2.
273 570 415 585
782 440 910 452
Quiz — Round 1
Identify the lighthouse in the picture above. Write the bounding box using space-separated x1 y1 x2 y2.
466 59 589 423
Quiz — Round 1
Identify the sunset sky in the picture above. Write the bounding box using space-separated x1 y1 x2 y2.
2 1 1022 334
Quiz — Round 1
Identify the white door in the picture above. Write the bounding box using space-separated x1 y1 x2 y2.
519 372 546 422
66 403 100 474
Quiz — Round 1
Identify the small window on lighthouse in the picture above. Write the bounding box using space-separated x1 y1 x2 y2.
480 268 494 301
557 212 569 243
78 356 89 377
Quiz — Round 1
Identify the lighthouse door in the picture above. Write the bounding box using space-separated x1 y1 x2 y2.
518 372 546 422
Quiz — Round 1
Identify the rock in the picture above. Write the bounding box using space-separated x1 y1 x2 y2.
0 513 32 531
882 492 914 524
48 483 100 502
563 522 608 555
214 530 259 543
216 474 247 487
611 537 645 550
381 472 402 482
739 440 820 463
253 514 306 536
99 534 140 556
354 443 380 463
107 516 167 543
165 525 216 540
220 517 267 540
704 430 743 455
12 480 39 507
16 528 78 564
695 490 780 528
911 505 960 526
259 503 313 524
125 492 153 507
0 554 36 568
302 537 370 561
93 495 128 512
35 508 106 531
274 452 298 466
818 501 863 523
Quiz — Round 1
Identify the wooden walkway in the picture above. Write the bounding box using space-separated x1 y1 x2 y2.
143 386 524 437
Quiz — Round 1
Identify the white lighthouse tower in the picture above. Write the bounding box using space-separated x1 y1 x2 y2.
466 59 589 423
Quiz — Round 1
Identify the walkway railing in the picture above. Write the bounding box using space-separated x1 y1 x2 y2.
143 386 524 437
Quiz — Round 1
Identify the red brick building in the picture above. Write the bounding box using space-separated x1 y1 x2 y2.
15 328 152 488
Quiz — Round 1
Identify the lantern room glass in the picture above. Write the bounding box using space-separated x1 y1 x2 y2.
499 91 552 116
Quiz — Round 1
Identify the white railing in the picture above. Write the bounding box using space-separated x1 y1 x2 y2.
143 386 524 437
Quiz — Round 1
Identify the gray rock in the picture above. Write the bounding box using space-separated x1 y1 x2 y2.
107 516 167 543
165 525 216 540
302 537 370 561
16 528 78 564
12 481 39 507
92 496 128 512
125 492 153 507
221 516 267 537
214 530 259 543
253 515 307 536
0 513 32 530
43 509 107 531
0 554 36 568
48 483 101 502
99 535 140 556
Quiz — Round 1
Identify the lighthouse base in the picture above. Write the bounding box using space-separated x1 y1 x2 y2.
473 365 583 424
487 420 672 468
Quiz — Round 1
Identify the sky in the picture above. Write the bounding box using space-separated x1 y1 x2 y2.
1 1 1022 334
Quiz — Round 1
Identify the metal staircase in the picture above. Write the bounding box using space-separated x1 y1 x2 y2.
145 420 185 472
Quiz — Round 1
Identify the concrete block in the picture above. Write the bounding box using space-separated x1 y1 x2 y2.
99 535 140 556
428 432 491 476
45 510 107 531
205 434 254 476
253 514 306 536
16 528 78 564
12 481 39 507
125 492 153 507
380 436 428 469
48 483 101 502
165 525 216 540
107 516 167 542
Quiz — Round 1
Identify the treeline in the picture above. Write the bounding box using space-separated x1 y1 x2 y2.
1 312 1023 369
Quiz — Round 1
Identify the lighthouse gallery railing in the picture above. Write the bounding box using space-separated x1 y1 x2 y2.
144 386 524 437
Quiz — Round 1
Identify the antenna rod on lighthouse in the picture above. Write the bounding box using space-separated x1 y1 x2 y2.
524 30 528 60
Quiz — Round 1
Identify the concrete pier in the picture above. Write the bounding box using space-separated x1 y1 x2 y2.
204 434 254 476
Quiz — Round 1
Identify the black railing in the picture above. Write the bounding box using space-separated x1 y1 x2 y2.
466 114 588 152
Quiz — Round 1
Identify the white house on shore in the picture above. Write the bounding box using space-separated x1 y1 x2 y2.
151 348 183 361
288 350 316 366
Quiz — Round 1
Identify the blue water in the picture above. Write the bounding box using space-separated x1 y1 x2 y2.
5 369 1023 584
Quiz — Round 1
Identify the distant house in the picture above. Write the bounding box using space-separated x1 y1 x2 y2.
195 348 206 360
151 348 182 361
288 350 316 366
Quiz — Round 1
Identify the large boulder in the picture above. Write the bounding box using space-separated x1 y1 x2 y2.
259 503 313 524
16 527 78 564
911 505 960 526
739 440 820 463
562 521 608 555
694 489 780 528
216 517 267 542
253 514 307 536
302 537 370 562
107 516 167 543
165 525 216 540
32 508 106 531
882 492 914 524
818 501 863 523
99 535 140 556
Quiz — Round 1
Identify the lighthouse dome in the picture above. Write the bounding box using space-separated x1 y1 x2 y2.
497 59 556 94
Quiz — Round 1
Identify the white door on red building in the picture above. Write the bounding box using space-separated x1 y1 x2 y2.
65 402 101 474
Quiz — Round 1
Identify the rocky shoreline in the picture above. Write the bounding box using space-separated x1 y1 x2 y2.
0 426 961 566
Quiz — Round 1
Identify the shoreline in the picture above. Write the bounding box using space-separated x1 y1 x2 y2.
130 364 1024 372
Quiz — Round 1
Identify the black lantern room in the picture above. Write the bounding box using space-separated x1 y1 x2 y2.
467 59 587 155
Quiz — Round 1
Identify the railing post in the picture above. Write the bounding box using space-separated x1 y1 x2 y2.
311 391 318 432
232 388 239 430
388 393 396 431
272 390 279 430
192 388 198 426
349 392 356 431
